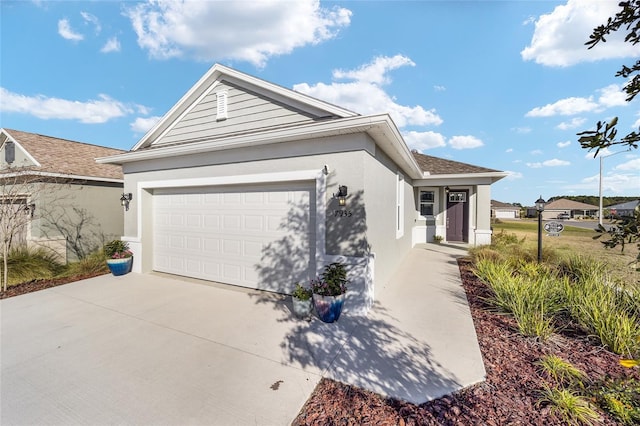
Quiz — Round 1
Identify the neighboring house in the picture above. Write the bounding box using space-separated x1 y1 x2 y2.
98 64 506 314
528 198 599 220
491 200 520 219
0 128 125 262
607 199 639 217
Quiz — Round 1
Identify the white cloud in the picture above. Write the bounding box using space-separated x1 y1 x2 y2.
544 158 571 166
403 131 446 151
521 0 635 67
530 149 543 155
80 11 101 34
598 84 628 108
433 85 446 92
614 158 640 171
0 87 133 123
130 116 162 133
294 55 443 128
505 170 523 180
512 126 532 134
569 172 640 193
526 158 570 168
633 112 640 128
101 37 121 53
333 55 414 85
124 0 351 66
526 96 598 117
506 148 513 153
58 19 83 41
556 117 586 130
557 140 571 148
448 135 483 150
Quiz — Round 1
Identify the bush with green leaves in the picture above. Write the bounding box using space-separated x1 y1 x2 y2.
63 250 109 277
592 377 640 425
538 385 600 426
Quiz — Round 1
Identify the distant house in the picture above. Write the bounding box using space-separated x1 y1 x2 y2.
529 198 599 220
0 128 125 262
607 199 639 217
491 200 520 219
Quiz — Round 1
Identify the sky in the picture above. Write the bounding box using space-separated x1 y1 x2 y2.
1 0 639 206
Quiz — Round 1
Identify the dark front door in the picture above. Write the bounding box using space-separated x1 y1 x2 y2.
446 190 468 242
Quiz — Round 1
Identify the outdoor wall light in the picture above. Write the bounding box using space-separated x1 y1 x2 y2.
23 203 35 218
535 195 546 263
335 185 348 207
445 186 450 193
120 193 133 211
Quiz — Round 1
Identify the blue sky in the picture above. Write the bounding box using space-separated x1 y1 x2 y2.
1 0 638 206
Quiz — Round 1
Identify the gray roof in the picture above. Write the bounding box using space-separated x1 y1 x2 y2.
545 198 598 210
1 129 124 180
411 151 500 175
607 199 640 210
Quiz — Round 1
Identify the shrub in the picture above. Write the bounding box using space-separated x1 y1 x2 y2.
563 275 640 357
538 385 600 426
3 247 63 286
63 250 109 277
537 355 587 387
591 377 640 425
292 282 312 300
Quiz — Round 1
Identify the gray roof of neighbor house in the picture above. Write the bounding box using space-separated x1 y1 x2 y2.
1 128 124 181
607 199 640 210
491 200 519 208
411 151 500 175
544 198 598 210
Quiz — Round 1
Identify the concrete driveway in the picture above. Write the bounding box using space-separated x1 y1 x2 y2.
1 244 485 425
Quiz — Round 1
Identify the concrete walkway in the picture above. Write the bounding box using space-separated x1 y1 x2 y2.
0 244 485 425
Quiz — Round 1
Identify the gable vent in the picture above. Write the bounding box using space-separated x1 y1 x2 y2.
216 90 228 121
5 141 15 164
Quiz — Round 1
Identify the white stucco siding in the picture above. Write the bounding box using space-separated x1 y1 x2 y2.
361 147 414 291
153 81 317 146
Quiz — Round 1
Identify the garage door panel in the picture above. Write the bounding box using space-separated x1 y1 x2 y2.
153 184 315 293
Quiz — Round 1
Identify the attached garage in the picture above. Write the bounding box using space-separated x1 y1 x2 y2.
152 182 316 294
495 210 517 219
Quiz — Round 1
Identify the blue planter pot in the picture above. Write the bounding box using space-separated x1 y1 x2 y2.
313 293 345 323
106 257 133 276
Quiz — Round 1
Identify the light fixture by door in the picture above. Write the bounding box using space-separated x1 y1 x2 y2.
120 193 133 211
335 185 348 207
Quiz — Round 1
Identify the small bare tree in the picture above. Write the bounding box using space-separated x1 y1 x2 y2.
0 167 42 292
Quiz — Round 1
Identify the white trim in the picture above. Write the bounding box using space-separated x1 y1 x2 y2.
396 172 405 239
0 170 123 184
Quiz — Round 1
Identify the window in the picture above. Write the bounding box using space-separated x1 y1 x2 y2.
396 173 404 238
420 190 435 216
448 191 467 203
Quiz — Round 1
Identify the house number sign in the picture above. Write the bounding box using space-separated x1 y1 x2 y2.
333 210 353 217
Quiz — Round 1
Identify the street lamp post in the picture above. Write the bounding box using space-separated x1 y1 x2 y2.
535 196 546 263
598 149 630 226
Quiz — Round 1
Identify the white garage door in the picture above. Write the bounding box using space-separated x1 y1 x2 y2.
153 183 315 294
495 210 516 219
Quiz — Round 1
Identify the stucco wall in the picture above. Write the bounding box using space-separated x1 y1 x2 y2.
31 182 124 261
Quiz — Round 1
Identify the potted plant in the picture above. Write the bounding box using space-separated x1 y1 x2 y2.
291 282 313 319
311 262 348 323
103 239 133 276
433 235 443 244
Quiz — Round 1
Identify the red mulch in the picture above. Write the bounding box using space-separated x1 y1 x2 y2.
293 258 639 425
0 272 108 299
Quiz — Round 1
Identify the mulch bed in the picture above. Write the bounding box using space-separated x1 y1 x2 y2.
0 271 108 299
293 258 639 425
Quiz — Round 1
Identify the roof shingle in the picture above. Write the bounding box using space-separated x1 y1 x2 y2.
2 129 124 180
411 151 500 175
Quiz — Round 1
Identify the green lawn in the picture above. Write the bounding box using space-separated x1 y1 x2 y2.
492 219 638 286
